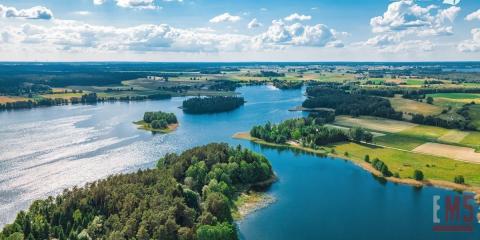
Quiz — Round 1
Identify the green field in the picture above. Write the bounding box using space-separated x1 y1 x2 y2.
428 93 480 99
406 79 425 85
333 142 480 186
399 125 450 140
374 134 427 151
460 131 480 148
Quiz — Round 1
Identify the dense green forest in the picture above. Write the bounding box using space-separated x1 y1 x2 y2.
0 143 274 240
272 80 303 90
250 117 373 149
182 96 245 114
303 87 402 120
142 111 178 130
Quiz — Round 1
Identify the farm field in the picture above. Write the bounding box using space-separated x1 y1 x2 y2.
389 95 443 116
0 96 30 103
413 143 480 164
374 134 427 151
334 115 417 133
332 142 480 186
40 93 85 100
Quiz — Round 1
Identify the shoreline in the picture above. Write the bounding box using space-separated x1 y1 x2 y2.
233 132 480 195
134 121 179 133
233 192 276 221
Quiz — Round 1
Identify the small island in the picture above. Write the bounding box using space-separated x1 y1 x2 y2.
134 111 178 133
182 96 245 114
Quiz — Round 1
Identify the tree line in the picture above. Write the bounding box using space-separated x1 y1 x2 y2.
303 87 403 120
182 96 245 114
0 93 172 111
250 117 373 150
0 143 274 240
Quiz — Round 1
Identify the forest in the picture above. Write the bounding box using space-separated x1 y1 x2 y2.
182 96 245 114
142 111 178 130
272 80 303 90
0 143 274 240
250 117 373 149
303 87 403 120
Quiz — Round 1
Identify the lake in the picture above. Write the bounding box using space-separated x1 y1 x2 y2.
0 85 478 239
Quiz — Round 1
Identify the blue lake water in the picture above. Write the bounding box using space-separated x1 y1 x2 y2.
0 85 478 239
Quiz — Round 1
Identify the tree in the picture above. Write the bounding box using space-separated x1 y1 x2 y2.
196 223 237 240
454 175 465 184
413 170 424 181
426 96 434 104
364 155 370 163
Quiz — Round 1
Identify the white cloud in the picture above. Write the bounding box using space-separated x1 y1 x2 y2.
381 40 434 53
116 0 157 9
0 4 53 20
370 0 459 36
73 11 92 16
465 9 480 21
0 18 345 54
252 20 342 48
209 13 241 23
92 0 158 9
93 0 107 5
458 28 480 52
365 0 460 53
248 18 262 29
284 13 312 22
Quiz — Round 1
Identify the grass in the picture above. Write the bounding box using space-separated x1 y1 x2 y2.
134 120 178 133
332 142 480 186
334 115 417 133
398 125 450 141
389 96 442 116
460 132 480 148
374 134 427 151
428 93 480 100
234 132 480 187
406 79 425 85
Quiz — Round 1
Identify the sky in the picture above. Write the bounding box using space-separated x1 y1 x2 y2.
0 0 479 61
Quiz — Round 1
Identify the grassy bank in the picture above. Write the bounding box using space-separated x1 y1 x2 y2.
233 132 480 192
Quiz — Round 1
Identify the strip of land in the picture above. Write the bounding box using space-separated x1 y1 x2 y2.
233 132 480 193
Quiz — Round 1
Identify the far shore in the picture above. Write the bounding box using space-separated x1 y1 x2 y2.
233 132 480 196
134 121 178 133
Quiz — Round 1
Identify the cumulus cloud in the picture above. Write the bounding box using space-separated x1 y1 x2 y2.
252 20 343 48
92 0 158 9
248 18 262 29
209 13 241 23
370 0 459 36
284 13 312 22
458 28 480 52
0 17 346 54
0 4 53 20
116 0 157 9
364 0 460 53
465 9 480 21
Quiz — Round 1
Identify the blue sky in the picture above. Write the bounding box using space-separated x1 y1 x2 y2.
0 0 479 61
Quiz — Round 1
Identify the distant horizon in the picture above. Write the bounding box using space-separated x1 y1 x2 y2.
0 0 479 61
